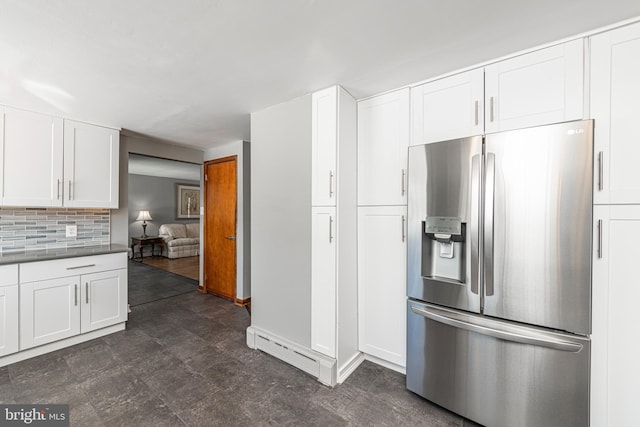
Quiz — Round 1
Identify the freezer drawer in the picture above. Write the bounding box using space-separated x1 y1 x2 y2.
407 300 590 427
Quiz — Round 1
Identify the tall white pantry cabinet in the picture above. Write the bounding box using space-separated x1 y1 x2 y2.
590 21 640 427
248 86 359 387
356 88 409 371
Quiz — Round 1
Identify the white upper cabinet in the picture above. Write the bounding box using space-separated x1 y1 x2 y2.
64 120 119 208
0 106 119 208
411 69 483 145
0 106 64 207
485 39 584 133
591 22 640 205
312 87 338 206
358 88 410 206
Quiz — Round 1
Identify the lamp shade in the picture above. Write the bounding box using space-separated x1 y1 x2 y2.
136 210 152 221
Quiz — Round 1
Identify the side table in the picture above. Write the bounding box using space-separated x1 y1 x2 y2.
131 236 164 262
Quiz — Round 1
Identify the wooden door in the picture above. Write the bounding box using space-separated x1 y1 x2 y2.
204 156 237 301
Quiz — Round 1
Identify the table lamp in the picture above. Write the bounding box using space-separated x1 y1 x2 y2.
136 210 152 238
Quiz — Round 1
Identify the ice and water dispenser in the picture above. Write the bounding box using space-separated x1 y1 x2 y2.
422 216 466 283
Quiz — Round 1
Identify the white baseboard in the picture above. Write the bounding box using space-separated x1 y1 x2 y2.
337 351 365 384
246 326 338 387
0 323 126 367
364 353 406 375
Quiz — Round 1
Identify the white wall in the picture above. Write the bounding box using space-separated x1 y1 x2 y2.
250 95 313 348
203 140 251 300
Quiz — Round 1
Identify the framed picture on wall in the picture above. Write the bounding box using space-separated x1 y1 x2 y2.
176 184 200 219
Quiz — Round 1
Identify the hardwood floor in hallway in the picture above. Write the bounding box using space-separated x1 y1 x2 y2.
139 255 199 281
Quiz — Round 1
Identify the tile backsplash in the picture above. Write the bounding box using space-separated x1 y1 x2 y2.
0 208 110 253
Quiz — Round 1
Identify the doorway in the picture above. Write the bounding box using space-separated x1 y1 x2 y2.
204 155 237 301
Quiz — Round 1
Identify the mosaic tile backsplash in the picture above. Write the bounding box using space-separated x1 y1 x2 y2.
0 208 110 253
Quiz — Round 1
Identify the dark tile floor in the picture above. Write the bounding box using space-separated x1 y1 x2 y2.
127 260 198 307
0 265 480 426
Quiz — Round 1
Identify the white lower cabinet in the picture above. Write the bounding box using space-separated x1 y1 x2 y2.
18 253 128 351
357 206 407 368
311 206 337 357
0 265 19 357
591 205 640 426
80 269 128 333
20 276 81 350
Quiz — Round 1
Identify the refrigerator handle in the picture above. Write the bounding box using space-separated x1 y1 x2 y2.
484 153 495 296
470 154 481 295
410 304 583 353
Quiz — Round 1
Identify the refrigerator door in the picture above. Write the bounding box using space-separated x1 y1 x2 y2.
408 136 483 313
407 300 590 427
484 120 593 334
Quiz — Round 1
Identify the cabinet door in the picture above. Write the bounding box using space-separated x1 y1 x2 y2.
0 284 19 357
81 269 127 333
312 87 337 206
485 39 584 133
357 206 407 367
411 69 484 145
63 120 119 208
591 205 640 427
20 276 81 350
311 206 336 357
0 106 64 207
591 23 640 204
358 89 410 206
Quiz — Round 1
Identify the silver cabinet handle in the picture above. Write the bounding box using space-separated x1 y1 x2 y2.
74 284 78 306
66 264 96 270
68 180 72 200
410 304 583 352
57 179 61 200
484 153 496 296
329 216 334 243
401 215 406 242
489 96 495 122
597 219 603 259
598 151 604 191
474 100 479 126
329 171 334 198
85 282 89 304
225 236 236 240
401 169 406 196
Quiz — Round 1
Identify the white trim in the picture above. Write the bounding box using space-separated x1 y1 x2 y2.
337 351 365 384
247 326 339 386
0 323 125 367
364 353 406 375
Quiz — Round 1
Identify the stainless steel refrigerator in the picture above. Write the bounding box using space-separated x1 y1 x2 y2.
407 120 593 427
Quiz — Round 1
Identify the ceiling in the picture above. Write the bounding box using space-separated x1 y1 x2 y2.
128 153 200 181
2 1 640 150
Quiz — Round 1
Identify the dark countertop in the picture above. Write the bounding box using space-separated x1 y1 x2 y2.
0 244 130 265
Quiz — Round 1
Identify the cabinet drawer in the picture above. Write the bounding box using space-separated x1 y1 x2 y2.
20 252 127 283
0 265 18 286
